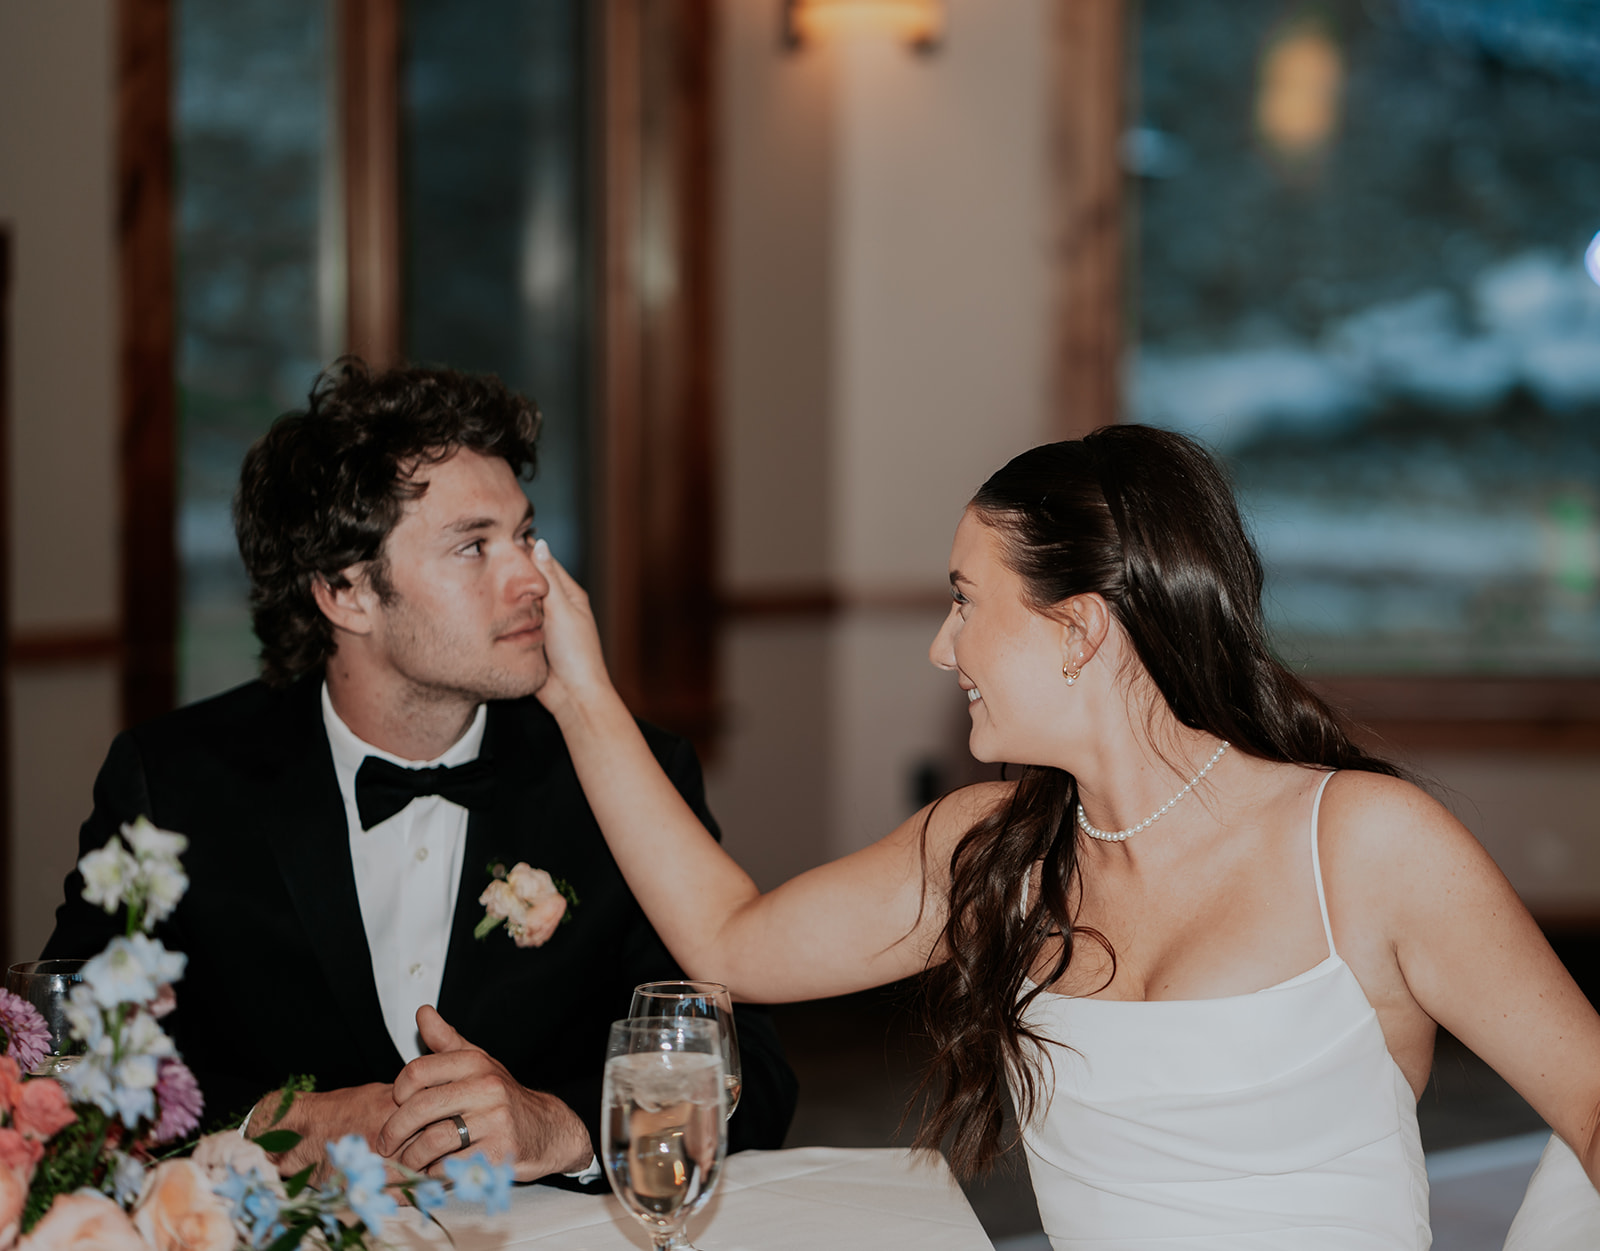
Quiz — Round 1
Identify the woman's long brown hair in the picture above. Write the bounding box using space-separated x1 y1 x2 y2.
913 426 1404 1177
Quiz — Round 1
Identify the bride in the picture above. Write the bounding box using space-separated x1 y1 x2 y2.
529 425 1600 1248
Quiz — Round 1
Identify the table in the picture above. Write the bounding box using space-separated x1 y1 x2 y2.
391 1147 996 1251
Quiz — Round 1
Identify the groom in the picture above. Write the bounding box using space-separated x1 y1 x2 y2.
43 361 796 1184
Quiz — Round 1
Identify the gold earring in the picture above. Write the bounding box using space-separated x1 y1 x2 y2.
1063 664 1081 686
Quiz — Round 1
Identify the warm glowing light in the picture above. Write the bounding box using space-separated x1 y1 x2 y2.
1586 231 1600 288
1257 21 1344 159
786 0 944 51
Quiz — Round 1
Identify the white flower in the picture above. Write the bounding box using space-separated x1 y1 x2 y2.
82 935 185 1010
121 817 187 864
63 982 104 1048
62 1029 116 1110
138 858 188 927
64 1004 175 1125
79 837 138 914
111 1052 160 1124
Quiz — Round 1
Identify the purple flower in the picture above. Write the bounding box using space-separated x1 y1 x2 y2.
0 988 50 1072
151 1056 204 1142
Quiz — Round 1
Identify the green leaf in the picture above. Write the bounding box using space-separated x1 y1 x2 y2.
474 914 503 941
555 877 580 922
252 1128 302 1154
284 1164 316 1197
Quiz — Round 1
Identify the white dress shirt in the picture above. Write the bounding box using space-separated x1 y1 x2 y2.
321 683 481 1063
320 687 600 1181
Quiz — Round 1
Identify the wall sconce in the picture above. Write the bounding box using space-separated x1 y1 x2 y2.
1256 17 1344 163
783 0 944 54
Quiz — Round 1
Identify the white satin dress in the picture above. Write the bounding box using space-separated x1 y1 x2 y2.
1016 772 1433 1249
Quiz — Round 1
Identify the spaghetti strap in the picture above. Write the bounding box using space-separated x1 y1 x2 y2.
1310 771 1338 959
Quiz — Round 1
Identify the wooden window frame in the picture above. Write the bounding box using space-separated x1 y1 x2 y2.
1053 0 1600 755
116 0 716 746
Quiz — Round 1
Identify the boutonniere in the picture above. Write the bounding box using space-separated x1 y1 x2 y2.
475 860 579 948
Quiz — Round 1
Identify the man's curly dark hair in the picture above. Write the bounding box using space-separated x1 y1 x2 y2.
234 359 542 687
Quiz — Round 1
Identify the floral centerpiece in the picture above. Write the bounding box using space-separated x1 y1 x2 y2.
0 820 513 1249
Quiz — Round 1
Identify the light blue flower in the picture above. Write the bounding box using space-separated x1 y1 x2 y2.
241 1187 282 1240
444 1152 514 1215
110 1153 146 1207
214 1165 252 1218
327 1134 398 1232
327 1134 386 1190
412 1178 447 1213
345 1177 399 1233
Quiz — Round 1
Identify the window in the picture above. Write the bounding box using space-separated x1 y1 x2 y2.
1130 0 1600 677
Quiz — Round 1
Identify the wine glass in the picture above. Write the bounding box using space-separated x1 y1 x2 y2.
629 980 741 1119
602 1018 727 1251
4 960 86 1075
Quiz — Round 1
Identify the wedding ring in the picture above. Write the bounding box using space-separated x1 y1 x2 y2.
451 1114 471 1150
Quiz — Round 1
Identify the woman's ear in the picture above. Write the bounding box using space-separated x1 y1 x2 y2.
311 567 379 637
1058 593 1113 672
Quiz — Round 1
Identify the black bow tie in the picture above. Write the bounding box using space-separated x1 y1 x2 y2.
354 755 497 831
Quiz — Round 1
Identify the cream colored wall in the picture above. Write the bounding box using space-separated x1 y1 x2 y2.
707 0 1053 881
0 0 121 962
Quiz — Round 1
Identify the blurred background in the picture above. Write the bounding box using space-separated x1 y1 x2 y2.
2 1 1598 1245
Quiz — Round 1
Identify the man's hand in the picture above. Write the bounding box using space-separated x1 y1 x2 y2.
377 1005 594 1181
249 1083 398 1179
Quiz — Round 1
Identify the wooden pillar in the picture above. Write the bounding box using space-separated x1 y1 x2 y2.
1052 0 1126 438
597 0 719 751
0 225 11 967
118 0 177 727
343 0 402 369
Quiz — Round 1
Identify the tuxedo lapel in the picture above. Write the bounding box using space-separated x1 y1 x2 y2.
258 678 404 1079
437 702 564 1025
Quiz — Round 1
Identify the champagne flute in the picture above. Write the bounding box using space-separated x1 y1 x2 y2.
5 960 86 1076
602 1018 727 1251
629 980 742 1118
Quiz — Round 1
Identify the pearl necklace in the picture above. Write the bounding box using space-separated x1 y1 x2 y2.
1076 741 1230 843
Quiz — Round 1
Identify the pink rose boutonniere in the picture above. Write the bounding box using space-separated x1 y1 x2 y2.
475 861 579 948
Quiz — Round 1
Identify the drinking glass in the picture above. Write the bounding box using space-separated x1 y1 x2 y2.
629 980 741 1118
602 1018 727 1251
4 960 87 1075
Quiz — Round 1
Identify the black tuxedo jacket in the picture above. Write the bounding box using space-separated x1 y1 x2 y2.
43 674 796 1175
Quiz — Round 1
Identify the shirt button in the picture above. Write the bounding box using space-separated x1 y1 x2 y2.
409 962 423 978
414 846 429 863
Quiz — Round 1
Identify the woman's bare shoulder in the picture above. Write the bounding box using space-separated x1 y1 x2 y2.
1316 768 1507 911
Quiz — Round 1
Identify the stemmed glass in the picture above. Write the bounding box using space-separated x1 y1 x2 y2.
5 960 86 1075
629 980 741 1119
602 1018 727 1251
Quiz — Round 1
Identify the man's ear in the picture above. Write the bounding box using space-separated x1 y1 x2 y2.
310 568 378 637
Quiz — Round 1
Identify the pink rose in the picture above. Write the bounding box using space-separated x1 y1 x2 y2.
510 891 567 948
17 1192 146 1251
0 1162 27 1250
479 878 520 921
11 1079 74 1143
0 1130 40 1177
133 1160 234 1251
0 1058 22 1117
506 863 556 902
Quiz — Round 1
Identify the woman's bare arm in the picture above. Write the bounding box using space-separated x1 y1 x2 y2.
533 540 998 1001
1327 773 1600 1187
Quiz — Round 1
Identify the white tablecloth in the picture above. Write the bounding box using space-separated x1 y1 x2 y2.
392 1147 995 1251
